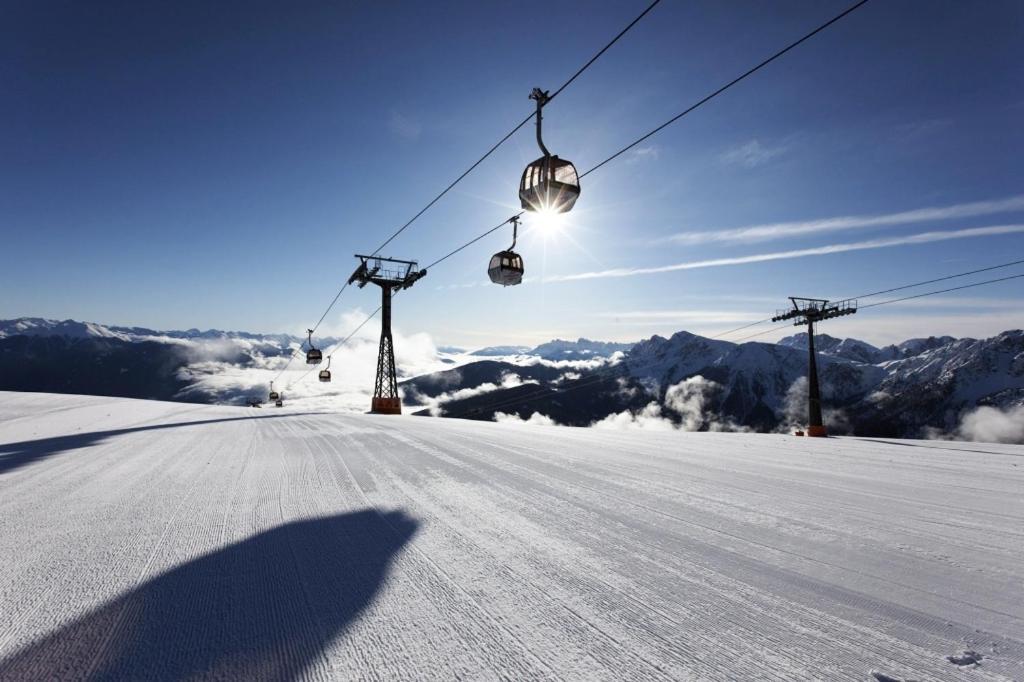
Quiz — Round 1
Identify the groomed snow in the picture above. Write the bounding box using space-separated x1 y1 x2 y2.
1 392 1022 680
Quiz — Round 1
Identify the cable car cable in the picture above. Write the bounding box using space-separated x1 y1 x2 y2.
452 269 1024 418
367 0 663 257
425 214 524 271
701 257 1024 340
412 1 875 288
858 272 1024 310
268 0 866 396
272 1 665 395
579 0 871 180
848 257 1024 301
284 304 383 389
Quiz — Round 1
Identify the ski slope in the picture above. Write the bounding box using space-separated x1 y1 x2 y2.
1 392 1022 681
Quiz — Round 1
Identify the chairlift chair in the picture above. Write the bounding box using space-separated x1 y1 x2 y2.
319 356 332 382
488 216 524 286
305 329 322 365
519 88 580 214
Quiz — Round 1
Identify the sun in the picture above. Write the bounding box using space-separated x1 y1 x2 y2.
532 207 566 236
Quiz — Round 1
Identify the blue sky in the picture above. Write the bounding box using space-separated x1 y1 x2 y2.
2 0 1022 347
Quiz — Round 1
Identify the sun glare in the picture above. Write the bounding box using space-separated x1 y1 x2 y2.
533 208 566 236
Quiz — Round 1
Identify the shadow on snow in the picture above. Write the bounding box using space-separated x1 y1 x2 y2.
0 413 322 476
0 509 419 680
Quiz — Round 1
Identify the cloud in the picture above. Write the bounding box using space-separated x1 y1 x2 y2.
174 307 457 413
418 372 538 416
626 146 660 164
547 224 1024 283
953 405 1024 444
658 195 1024 246
388 110 422 139
594 310 764 326
591 402 676 431
493 411 557 427
893 118 953 142
508 353 625 372
719 139 787 168
776 376 849 434
592 376 747 432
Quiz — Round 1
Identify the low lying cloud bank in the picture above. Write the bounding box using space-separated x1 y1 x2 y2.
590 376 749 432
776 376 850 435
421 372 537 416
950 404 1024 444
494 411 557 427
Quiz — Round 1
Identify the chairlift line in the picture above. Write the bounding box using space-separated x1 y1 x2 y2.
579 0 873 180
366 0 662 258
453 269 1024 419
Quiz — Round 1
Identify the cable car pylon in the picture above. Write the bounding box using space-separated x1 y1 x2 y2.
348 255 427 414
772 297 857 437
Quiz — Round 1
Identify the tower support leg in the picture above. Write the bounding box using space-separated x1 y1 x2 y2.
371 285 401 414
806 320 827 437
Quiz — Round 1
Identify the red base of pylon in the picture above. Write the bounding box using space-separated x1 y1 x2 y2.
371 397 402 414
807 425 828 437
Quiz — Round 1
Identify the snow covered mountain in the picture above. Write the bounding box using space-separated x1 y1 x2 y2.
4 317 1022 439
417 329 1024 439
527 337 635 360
467 345 532 357
467 338 634 360
0 317 310 346
0 317 329 405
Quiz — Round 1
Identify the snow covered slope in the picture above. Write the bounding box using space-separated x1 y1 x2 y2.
1 393 1022 680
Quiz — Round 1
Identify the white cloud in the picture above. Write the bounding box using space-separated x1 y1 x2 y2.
893 118 953 142
626 146 660 164
719 139 787 168
776 376 849 434
389 110 422 139
954 405 1024 444
494 411 557 426
175 307 455 414
414 372 538 417
547 224 1024 283
591 376 747 432
591 402 676 431
594 310 764 325
659 195 1024 246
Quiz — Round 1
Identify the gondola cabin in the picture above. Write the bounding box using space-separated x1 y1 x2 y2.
305 329 322 365
488 250 524 286
519 156 580 214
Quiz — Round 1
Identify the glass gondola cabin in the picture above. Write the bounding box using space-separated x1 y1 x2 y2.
306 347 322 365
520 156 579 214
488 250 524 286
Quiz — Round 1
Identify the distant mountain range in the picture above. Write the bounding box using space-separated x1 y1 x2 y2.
407 329 1024 439
467 338 634 360
0 317 316 346
2 317 1022 439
